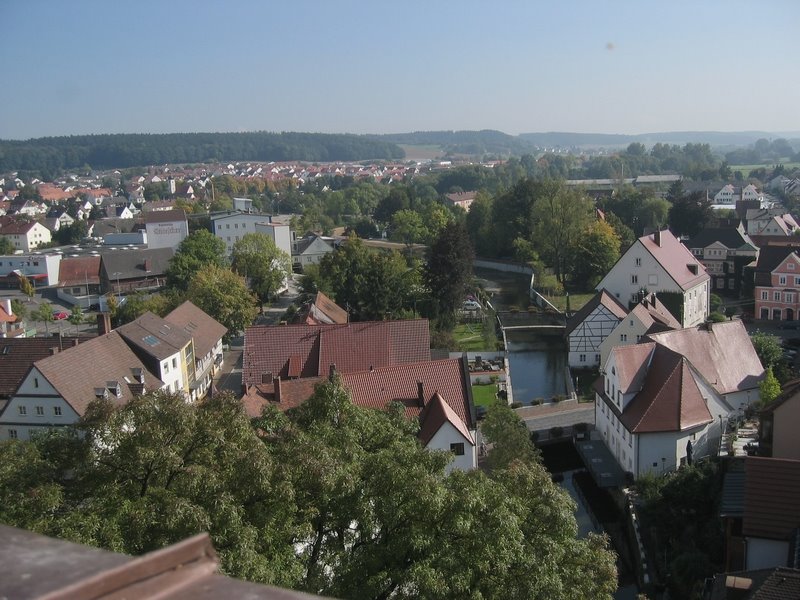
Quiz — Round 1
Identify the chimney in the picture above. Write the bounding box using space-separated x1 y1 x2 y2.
144 258 152 272
654 230 661 246
97 312 112 335
72 339 79 347
329 364 336 381
49 347 59 355
273 376 282 403
417 381 425 407
1 298 11 316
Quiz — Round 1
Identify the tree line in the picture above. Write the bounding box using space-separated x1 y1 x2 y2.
0 131 405 173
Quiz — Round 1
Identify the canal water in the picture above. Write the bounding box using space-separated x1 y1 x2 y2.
505 330 567 404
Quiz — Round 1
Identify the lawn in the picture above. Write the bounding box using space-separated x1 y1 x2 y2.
544 292 596 313
453 321 496 351
729 162 800 175
471 383 498 407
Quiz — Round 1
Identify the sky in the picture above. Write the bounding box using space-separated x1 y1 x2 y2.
1 0 798 140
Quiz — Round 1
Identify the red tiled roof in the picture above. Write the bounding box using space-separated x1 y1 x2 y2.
646 320 764 395
613 342 656 394
0 303 16 324
639 230 710 290
309 291 348 325
164 301 227 359
743 457 800 540
57 256 101 287
33 332 163 416
417 392 474 446
0 337 84 399
242 319 430 386
620 345 713 433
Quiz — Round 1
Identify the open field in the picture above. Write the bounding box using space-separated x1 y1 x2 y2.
544 292 595 313
398 144 443 161
729 162 800 175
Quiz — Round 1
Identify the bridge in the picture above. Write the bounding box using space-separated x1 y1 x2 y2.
497 311 566 331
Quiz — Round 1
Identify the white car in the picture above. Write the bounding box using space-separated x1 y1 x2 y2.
463 300 481 310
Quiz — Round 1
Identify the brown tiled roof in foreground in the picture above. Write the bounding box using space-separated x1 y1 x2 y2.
612 342 656 395
117 312 193 362
0 337 84 399
34 331 163 416
309 291 348 324
743 456 800 540
57 255 101 286
164 300 227 358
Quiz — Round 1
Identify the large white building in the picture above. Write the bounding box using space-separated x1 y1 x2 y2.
596 229 710 328
144 209 188 250
0 221 52 253
211 211 281 255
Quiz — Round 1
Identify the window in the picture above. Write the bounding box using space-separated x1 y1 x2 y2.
780 276 787 285
579 354 586 362
8 429 17 439
18 405 26 416
620 334 627 342
163 361 170 374
617 391 621 405
35 406 44 416
774 291 781 301
717 279 725 289
635 257 642 267
795 277 800 286
53 406 62 417
790 263 796 271
34 377 39 388
786 293 794 303
172 357 178 369
630 319 634 326
631 275 638 284
450 442 465 456
761 291 769 300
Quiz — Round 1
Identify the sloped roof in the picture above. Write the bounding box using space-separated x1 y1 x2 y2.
565 289 627 335
753 245 800 286
743 457 800 540
639 229 710 290
620 345 713 433
687 227 757 251
630 297 681 332
0 337 84 399
242 319 430 386
417 392 474 446
58 256 101 287
612 342 656 394
143 209 187 224
100 247 173 281
646 320 764 395
33 331 163 416
0 303 16 324
308 291 347 325
117 312 193 361
164 301 227 359
0 220 39 235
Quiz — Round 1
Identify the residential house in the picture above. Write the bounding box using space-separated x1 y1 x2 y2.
10 198 46 217
291 234 334 271
0 299 24 338
105 204 134 219
117 312 195 397
758 380 800 460
242 357 477 472
595 320 763 477
0 220 52 252
598 294 680 367
686 227 758 295
233 197 253 212
596 229 710 327
99 247 173 296
254 221 292 258
753 245 800 320
707 567 800 599
746 208 799 237
721 457 800 571
144 209 188 250
164 301 227 401
211 211 276 255
565 289 628 368
444 191 477 212
714 184 737 206
242 319 431 388
55 256 102 309
45 206 75 229
0 332 163 441
294 291 348 325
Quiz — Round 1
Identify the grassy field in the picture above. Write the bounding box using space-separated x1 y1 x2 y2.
398 144 443 161
453 322 490 351
471 383 498 407
729 162 800 175
544 292 596 313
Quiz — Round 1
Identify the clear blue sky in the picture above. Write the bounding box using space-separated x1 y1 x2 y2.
1 0 798 140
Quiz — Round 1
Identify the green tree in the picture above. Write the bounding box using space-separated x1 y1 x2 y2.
187 264 257 338
10 298 27 323
19 275 35 301
230 233 292 308
67 304 84 334
668 191 712 238
54 220 89 245
424 221 473 328
750 331 782 369
759 366 781 407
32 301 54 335
572 220 621 288
480 401 540 470
116 292 180 325
531 182 594 283
390 209 428 255
0 236 14 255
166 229 226 291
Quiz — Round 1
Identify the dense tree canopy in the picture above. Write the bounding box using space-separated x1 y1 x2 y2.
0 382 617 599
187 264 257 338
166 230 227 291
230 233 292 307
424 221 474 328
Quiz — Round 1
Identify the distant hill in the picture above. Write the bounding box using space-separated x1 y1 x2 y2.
0 131 405 173
518 130 792 149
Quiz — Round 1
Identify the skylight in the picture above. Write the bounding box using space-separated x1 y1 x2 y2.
142 335 160 346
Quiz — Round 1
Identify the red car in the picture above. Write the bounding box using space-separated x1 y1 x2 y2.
52 310 69 320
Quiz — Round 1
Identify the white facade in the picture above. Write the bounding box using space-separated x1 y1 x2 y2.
145 216 188 250
745 538 790 570
568 303 624 368
156 351 188 395
599 314 651 368
1 222 52 253
212 212 276 255
0 367 78 441
425 421 477 473
254 222 292 257
714 184 736 205
0 253 61 285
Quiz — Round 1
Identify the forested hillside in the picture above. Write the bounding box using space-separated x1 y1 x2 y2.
0 131 405 172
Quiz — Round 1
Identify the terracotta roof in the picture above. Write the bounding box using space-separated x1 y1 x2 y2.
566 288 627 335
0 220 39 235
309 291 348 325
620 345 713 433
242 319 430 386
0 303 16 324
117 312 193 361
32 332 163 417
743 457 800 540
639 229 710 290
57 256 101 287
164 300 227 359
612 342 656 394
143 209 187 224
635 294 681 331
646 320 764 396
753 246 800 286
417 391 474 446
242 358 473 439
0 337 84 399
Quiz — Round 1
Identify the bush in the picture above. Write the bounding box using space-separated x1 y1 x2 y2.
549 426 563 438
530 430 539 442
552 394 565 403
707 311 726 323
510 402 522 409
532 397 544 406
497 389 508 400
710 293 723 312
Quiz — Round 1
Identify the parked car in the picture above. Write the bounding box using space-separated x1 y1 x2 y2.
52 310 68 320
463 300 481 310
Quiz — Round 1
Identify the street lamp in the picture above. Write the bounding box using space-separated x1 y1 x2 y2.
112 272 122 300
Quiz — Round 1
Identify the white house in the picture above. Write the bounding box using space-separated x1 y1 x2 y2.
292 234 334 271
211 211 277 255
595 320 763 478
0 221 52 253
0 332 164 441
714 184 736 205
144 209 188 250
565 289 628 368
254 221 292 257
0 253 61 286
596 229 710 328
